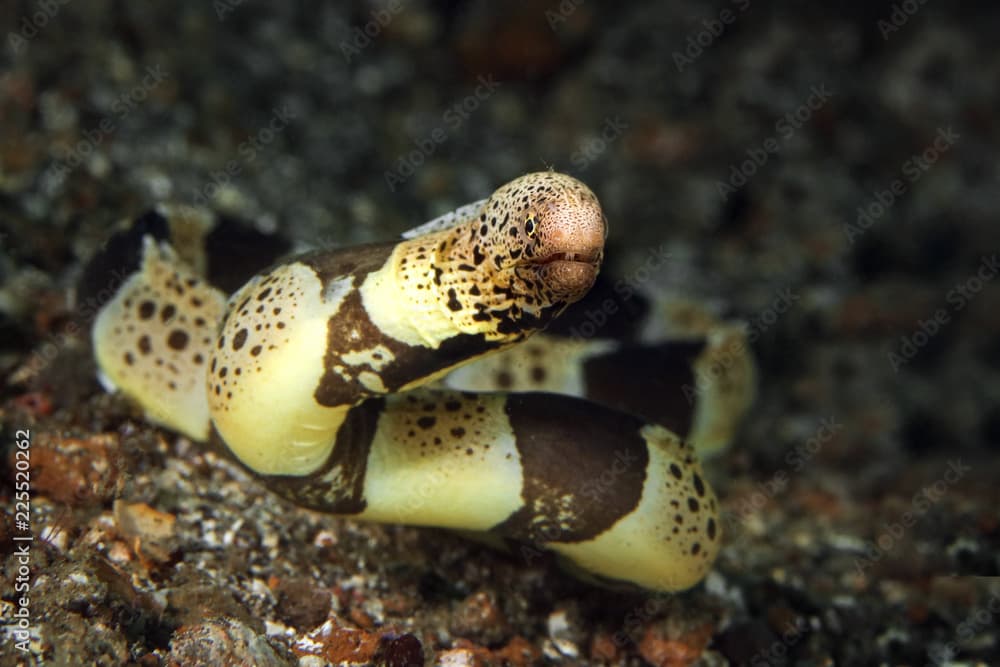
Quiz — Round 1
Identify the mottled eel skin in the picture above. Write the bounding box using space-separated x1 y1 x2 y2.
91 172 723 592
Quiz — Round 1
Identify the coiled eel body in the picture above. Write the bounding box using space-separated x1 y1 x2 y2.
88 172 752 592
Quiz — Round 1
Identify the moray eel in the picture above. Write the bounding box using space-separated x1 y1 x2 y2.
443 319 755 459
88 172 747 592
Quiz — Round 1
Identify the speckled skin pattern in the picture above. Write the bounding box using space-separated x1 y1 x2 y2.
91 172 726 591
92 237 226 441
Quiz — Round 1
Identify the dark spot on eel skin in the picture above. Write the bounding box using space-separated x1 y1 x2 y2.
161 304 177 322
688 497 700 513
232 328 248 351
138 335 152 355
492 393 649 543
707 518 717 540
167 330 189 351
669 463 683 480
138 300 156 320
451 427 466 438
446 288 462 312
445 400 461 411
417 416 436 429
693 473 705 497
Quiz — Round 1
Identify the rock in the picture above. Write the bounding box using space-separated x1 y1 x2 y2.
311 621 382 666
450 590 510 646
273 577 331 631
382 633 424 667
167 617 291 667
638 619 714 667
165 582 261 633
546 607 582 658
113 500 178 564
589 630 623 662
26 433 124 506
436 647 481 667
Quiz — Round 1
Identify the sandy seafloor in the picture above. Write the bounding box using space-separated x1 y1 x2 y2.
1 1 999 665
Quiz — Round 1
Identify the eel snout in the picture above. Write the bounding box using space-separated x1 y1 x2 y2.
531 196 606 301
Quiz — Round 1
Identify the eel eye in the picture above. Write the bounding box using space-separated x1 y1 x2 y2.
524 215 536 237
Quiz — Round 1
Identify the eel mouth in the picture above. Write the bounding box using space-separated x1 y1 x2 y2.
526 250 601 302
530 249 602 267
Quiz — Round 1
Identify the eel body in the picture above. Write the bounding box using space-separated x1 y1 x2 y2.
89 172 750 592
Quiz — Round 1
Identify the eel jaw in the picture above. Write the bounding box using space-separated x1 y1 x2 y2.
527 249 602 302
